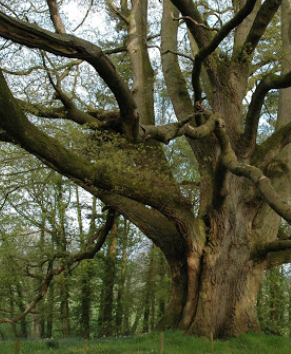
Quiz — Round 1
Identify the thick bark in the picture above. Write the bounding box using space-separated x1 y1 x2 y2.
157 175 278 337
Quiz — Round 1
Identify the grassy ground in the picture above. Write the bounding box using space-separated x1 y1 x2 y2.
0 331 291 354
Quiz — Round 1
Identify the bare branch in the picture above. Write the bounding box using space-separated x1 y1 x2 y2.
104 46 127 55
172 14 218 32
107 0 129 25
192 0 258 102
0 12 138 140
46 0 66 34
162 49 194 62
73 0 94 32
17 99 103 128
2 59 82 76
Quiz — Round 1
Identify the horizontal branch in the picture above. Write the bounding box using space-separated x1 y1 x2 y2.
0 12 138 140
264 249 291 269
161 49 194 62
2 58 82 76
172 14 218 32
140 113 217 144
17 99 103 128
0 209 116 324
255 240 291 257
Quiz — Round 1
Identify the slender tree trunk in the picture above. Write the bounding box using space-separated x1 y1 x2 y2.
46 282 54 338
99 217 118 337
115 218 129 335
150 246 157 331
15 283 27 338
142 244 157 333
80 262 93 339
157 250 168 320
77 188 93 339
9 287 18 337
122 272 131 335
60 272 71 336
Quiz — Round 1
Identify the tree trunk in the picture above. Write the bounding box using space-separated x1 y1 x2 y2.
60 273 71 337
115 218 129 336
99 217 118 337
46 282 54 338
80 262 93 339
157 174 285 338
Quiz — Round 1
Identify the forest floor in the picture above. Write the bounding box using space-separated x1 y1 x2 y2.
0 331 290 353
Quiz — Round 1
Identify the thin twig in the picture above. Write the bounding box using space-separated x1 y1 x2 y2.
73 0 94 31
171 13 218 32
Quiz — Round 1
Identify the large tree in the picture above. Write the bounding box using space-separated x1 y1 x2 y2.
1 0 291 338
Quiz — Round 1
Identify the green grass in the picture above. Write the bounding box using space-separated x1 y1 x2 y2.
0 331 291 354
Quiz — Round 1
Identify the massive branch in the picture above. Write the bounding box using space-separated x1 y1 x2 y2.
243 0 282 56
192 0 258 102
0 70 189 219
0 12 138 140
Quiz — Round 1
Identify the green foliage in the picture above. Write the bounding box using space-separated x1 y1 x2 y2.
256 266 291 336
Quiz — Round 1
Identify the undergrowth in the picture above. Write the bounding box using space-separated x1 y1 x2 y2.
0 331 290 354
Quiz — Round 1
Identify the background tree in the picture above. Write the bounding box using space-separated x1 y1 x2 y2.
2 0 291 339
